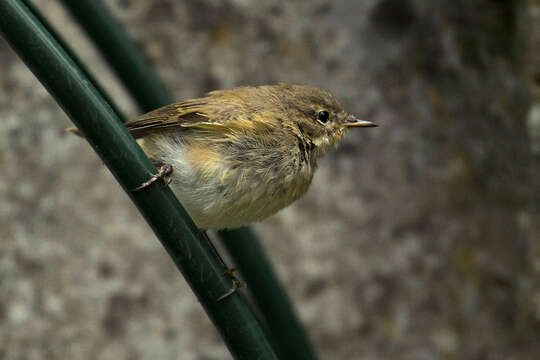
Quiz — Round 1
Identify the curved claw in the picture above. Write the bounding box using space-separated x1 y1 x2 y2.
217 268 245 302
132 164 173 191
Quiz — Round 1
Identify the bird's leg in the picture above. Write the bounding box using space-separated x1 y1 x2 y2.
202 232 245 301
132 164 173 191
217 268 245 302
132 165 243 300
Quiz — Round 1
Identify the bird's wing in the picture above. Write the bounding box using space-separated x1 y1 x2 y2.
125 87 270 138
124 98 217 138
125 85 287 138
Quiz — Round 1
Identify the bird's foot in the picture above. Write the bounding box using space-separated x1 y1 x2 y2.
217 268 245 302
132 164 173 191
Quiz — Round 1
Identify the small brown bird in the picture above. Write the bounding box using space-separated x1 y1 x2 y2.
123 84 376 230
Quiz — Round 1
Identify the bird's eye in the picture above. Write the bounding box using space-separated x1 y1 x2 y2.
317 110 329 124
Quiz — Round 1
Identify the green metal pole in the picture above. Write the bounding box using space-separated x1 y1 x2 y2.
58 1 317 358
0 1 277 359
221 228 318 360
58 0 170 113
19 0 126 123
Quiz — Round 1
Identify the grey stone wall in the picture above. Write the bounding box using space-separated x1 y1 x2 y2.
1 0 539 359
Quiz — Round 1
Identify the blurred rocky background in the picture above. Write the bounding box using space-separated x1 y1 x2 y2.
1 0 539 359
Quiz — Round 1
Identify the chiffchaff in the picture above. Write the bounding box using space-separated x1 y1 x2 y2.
71 84 376 230
127 84 376 230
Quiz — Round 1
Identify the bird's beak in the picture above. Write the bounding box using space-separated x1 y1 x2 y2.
341 117 378 128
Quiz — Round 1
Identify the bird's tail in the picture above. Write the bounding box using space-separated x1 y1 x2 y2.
65 127 84 137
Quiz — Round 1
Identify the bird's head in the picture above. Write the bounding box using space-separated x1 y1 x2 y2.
274 84 377 158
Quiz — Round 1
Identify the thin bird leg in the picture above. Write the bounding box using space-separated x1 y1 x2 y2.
132 164 173 191
132 166 243 300
217 268 245 302
202 231 245 301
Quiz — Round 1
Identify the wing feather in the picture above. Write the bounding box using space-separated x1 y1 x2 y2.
124 86 280 138
124 100 215 138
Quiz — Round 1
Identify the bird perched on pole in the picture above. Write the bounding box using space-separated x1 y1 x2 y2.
69 84 377 300
117 84 376 230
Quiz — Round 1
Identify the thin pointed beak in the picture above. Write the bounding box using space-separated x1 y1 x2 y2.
341 118 378 128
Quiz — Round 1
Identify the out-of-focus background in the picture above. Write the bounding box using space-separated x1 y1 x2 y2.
1 0 539 359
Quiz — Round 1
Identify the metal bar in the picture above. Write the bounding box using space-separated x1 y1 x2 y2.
58 1 317 357
0 1 277 359
221 227 319 360
58 0 170 113
19 0 126 123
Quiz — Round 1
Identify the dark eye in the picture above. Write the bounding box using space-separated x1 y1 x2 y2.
317 110 329 124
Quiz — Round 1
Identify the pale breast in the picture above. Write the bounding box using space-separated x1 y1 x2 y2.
140 132 315 230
